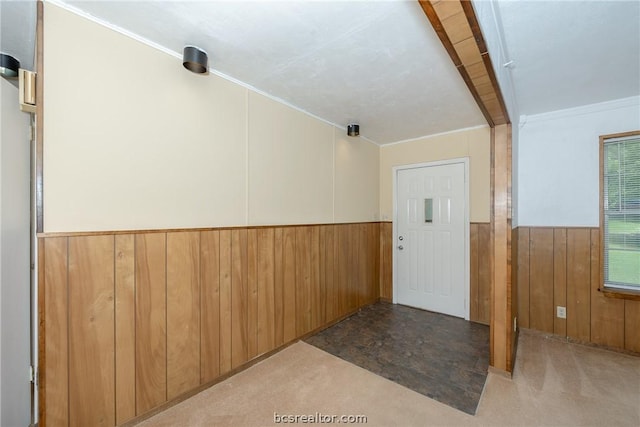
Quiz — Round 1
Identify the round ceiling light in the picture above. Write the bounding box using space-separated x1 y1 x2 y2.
347 124 360 137
183 46 208 74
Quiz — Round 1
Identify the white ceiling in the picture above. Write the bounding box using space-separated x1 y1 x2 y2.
495 0 640 117
59 0 486 144
2 1 639 144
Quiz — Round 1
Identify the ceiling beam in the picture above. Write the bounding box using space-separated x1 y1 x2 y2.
419 0 510 127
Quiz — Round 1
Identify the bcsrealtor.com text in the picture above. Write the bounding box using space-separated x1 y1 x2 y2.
274 412 368 424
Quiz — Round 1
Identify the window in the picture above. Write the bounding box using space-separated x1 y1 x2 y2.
602 131 640 290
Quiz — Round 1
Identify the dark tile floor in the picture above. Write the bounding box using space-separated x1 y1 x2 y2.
305 302 490 415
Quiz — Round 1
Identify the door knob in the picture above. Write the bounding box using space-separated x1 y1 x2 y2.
398 245 404 250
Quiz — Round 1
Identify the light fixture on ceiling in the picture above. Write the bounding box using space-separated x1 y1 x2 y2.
347 124 360 137
0 53 20 78
183 46 208 74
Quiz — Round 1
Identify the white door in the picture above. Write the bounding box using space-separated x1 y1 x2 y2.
396 162 467 318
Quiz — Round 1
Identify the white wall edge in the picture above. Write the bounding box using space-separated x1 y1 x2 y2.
244 88 250 226
382 124 490 148
331 127 336 223
520 96 640 126
471 0 520 123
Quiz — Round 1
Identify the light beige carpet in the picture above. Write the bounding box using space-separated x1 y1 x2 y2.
138 330 639 426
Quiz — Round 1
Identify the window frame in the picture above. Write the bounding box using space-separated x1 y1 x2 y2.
600 130 640 299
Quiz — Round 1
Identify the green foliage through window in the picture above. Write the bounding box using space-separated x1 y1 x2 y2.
603 136 640 289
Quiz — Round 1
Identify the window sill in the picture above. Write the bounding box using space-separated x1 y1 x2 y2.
599 287 640 301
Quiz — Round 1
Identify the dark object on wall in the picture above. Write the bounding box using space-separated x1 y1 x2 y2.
0 53 20 78
183 46 208 74
347 124 360 137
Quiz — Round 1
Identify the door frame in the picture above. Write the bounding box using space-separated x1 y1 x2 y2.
392 157 470 320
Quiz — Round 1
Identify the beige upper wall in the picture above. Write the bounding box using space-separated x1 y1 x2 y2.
248 94 380 225
44 4 248 232
43 3 379 232
334 128 380 223
248 92 334 225
380 126 491 223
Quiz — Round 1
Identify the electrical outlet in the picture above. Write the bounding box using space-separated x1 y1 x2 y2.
557 306 567 319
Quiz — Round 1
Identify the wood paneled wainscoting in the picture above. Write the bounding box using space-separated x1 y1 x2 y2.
39 223 381 427
379 222 393 301
516 226 640 353
470 223 492 325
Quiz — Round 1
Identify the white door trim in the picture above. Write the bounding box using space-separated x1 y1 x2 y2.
392 157 470 320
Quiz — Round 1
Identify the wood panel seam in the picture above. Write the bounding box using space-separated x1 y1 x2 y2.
134 235 138 418
113 237 116 423
165 233 168 403
66 237 70 426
